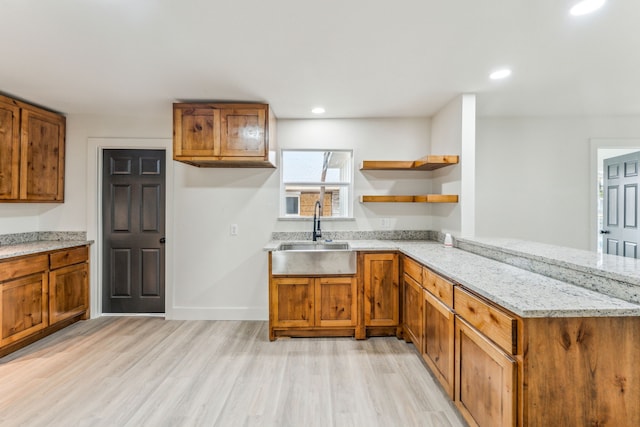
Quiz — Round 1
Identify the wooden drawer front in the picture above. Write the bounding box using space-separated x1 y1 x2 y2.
0 254 48 282
454 287 517 355
403 256 422 283
423 268 453 307
50 246 89 270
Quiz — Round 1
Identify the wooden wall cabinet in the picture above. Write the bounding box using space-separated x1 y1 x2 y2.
0 94 65 202
362 253 399 331
269 275 357 340
173 102 276 168
0 245 90 357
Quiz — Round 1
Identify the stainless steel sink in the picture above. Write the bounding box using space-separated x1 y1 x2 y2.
271 241 356 275
277 242 351 251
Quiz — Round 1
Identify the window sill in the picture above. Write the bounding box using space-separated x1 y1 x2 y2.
277 217 356 221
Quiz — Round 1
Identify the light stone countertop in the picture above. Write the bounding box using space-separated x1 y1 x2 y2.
0 240 93 260
264 239 640 318
458 237 640 285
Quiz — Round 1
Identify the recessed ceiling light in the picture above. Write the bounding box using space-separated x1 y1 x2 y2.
569 0 606 16
311 107 325 114
489 68 512 80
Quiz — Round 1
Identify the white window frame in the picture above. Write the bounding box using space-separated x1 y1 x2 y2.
284 191 301 216
279 149 354 219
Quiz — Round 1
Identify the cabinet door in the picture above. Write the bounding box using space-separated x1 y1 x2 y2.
403 273 423 347
49 263 89 325
315 276 357 327
423 290 455 399
363 253 399 326
20 107 65 201
271 277 314 327
0 272 49 346
173 106 220 157
219 107 267 158
0 98 20 200
455 317 517 427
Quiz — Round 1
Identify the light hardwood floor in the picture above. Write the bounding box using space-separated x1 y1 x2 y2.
0 317 466 427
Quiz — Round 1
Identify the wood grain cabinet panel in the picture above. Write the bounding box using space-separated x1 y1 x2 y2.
0 98 20 200
49 261 89 325
454 286 516 354
455 317 517 427
423 289 455 399
173 103 275 167
363 253 399 327
315 277 357 327
269 274 358 340
0 272 49 346
403 273 423 348
0 94 65 202
271 277 314 328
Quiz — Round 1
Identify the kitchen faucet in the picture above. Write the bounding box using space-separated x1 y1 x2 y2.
312 200 322 241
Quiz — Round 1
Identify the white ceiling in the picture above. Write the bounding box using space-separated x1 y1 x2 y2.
1 0 638 119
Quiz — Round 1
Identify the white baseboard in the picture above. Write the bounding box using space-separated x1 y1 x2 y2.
167 306 268 321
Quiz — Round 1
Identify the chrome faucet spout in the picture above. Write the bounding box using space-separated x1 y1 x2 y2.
312 200 322 241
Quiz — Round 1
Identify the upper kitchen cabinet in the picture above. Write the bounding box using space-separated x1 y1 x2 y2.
173 102 277 168
0 94 66 202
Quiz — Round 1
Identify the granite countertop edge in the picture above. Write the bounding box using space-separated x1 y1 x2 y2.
0 240 94 260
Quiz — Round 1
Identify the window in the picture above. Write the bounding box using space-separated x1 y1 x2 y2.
280 149 353 218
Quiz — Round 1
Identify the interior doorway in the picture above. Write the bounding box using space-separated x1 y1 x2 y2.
102 149 166 313
594 143 640 254
600 150 640 258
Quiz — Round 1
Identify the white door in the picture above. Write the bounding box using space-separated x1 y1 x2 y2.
602 151 640 258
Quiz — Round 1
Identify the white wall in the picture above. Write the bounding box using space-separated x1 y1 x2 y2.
276 118 434 232
172 117 434 320
33 114 435 321
475 116 640 250
430 94 476 236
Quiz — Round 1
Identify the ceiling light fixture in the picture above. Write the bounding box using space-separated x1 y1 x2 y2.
489 68 512 80
569 0 606 16
311 107 325 114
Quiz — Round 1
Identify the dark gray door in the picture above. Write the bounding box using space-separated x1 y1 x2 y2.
602 151 640 258
102 149 166 313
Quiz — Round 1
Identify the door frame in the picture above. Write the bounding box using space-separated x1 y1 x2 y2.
590 138 640 253
87 138 174 318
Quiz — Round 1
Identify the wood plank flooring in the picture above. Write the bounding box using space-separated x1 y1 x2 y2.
0 317 466 427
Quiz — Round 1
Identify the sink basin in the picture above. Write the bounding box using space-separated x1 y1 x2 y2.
271 241 356 275
277 242 350 251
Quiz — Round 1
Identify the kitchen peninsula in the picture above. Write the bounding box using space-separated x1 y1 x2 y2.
265 232 640 427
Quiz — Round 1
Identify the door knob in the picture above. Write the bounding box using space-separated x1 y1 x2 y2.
160 237 166 243
600 230 610 234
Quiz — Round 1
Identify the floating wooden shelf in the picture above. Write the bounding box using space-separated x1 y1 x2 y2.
360 195 459 203
360 155 459 171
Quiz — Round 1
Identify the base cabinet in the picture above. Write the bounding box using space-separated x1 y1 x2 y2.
362 253 399 329
402 273 423 347
269 275 357 340
0 245 90 357
455 317 517 427
423 289 455 399
0 272 49 346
